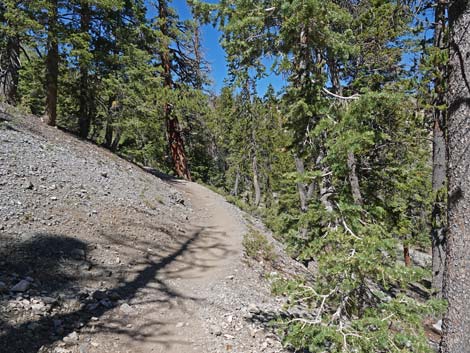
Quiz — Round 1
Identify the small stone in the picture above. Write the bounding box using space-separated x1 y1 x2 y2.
50 196 58 201
176 322 184 328
432 319 442 334
86 303 99 312
11 280 30 292
119 303 135 315
42 296 57 305
250 328 264 338
71 248 86 259
99 299 113 308
248 304 260 314
223 334 235 339
209 325 222 336
54 348 70 353
63 331 79 344
31 303 46 313
80 263 92 271
23 181 33 190
226 275 234 280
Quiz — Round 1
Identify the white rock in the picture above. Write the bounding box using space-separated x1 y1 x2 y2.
63 331 79 344
432 319 442 334
209 325 222 336
119 303 135 315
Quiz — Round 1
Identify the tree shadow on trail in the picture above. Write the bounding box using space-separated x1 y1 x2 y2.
0 226 227 353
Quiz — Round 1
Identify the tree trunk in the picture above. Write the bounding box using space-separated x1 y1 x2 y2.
403 245 411 267
316 147 334 213
78 1 91 138
431 0 448 299
192 21 203 89
252 154 261 207
110 128 121 152
347 151 363 206
440 1 470 351
232 170 240 196
0 36 20 105
294 155 309 211
159 0 191 181
44 0 59 127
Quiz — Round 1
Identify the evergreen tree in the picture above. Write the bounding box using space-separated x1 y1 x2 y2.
193 0 442 350
0 0 41 105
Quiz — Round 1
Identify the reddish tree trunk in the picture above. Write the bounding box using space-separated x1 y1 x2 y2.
159 0 191 181
403 245 411 267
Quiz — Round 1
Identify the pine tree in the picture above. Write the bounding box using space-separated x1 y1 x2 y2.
0 0 41 105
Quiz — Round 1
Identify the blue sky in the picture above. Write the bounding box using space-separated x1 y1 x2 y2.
147 1 284 95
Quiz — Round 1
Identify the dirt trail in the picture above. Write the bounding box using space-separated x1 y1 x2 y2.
117 181 246 353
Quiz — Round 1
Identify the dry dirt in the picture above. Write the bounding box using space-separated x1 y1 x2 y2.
0 107 301 353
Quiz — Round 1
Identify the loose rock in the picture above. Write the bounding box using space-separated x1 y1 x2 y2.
11 279 30 292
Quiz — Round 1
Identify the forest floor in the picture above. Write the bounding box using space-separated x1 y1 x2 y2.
0 107 306 353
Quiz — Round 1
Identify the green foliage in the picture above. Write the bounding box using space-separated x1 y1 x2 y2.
198 0 439 352
242 228 277 262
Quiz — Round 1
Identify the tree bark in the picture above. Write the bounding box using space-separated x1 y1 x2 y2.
317 148 334 213
192 21 203 89
159 0 191 181
403 245 411 267
231 170 240 196
431 0 448 299
78 1 91 138
44 0 59 127
252 154 261 207
347 151 363 206
294 155 309 212
0 36 20 105
440 1 470 351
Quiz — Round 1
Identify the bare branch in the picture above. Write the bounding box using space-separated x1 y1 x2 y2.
322 87 360 100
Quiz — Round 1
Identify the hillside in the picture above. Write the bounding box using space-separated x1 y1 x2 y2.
0 108 299 353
